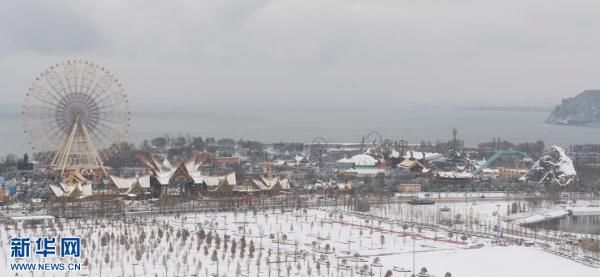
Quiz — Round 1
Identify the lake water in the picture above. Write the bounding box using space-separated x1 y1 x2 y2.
2 106 600 156
522 215 600 235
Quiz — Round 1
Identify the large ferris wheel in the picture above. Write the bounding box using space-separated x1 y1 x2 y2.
22 60 130 176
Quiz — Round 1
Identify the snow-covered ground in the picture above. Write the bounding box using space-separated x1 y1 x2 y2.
0 206 598 277
392 246 599 277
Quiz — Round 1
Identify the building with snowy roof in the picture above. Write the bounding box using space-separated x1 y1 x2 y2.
138 155 291 197
109 175 152 199
46 171 97 201
433 171 474 183
232 176 292 196
401 151 442 161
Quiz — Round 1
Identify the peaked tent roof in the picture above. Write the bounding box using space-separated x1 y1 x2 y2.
110 176 137 190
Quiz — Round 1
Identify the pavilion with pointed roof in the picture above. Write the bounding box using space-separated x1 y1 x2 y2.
136 155 291 198
48 171 93 201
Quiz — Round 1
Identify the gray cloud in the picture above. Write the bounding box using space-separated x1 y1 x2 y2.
1 0 600 108
0 1 102 56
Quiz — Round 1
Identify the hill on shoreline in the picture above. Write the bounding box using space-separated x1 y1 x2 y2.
546 90 600 127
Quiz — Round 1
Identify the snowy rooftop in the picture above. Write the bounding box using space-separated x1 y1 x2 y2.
350 154 377 166
402 151 442 160
435 171 474 179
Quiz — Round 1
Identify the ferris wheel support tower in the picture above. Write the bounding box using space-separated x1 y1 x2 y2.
51 116 107 176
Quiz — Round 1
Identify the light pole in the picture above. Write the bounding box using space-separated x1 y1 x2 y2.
496 204 501 240
412 232 416 276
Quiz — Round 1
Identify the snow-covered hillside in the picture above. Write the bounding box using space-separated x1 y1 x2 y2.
547 90 600 127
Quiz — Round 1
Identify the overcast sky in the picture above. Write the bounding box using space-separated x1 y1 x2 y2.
1 0 599 109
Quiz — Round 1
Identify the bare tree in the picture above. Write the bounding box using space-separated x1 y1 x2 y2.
231 239 237 257
249 240 256 258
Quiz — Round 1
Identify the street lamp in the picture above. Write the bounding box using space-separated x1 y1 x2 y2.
496 204 501 240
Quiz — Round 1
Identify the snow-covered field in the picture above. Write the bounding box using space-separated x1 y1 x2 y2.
1 206 599 277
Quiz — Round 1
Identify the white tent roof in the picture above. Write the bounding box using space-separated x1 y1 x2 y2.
336 157 354 164
350 154 377 166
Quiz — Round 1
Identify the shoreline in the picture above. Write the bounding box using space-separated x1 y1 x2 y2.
509 206 600 225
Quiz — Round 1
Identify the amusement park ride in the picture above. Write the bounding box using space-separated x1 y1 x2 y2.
307 137 328 163
472 150 532 176
22 60 130 178
360 130 383 152
307 137 331 174
450 128 533 176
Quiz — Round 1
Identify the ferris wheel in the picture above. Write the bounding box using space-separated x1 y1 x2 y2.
22 60 130 175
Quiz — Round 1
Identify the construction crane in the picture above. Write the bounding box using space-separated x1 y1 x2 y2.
472 150 532 176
